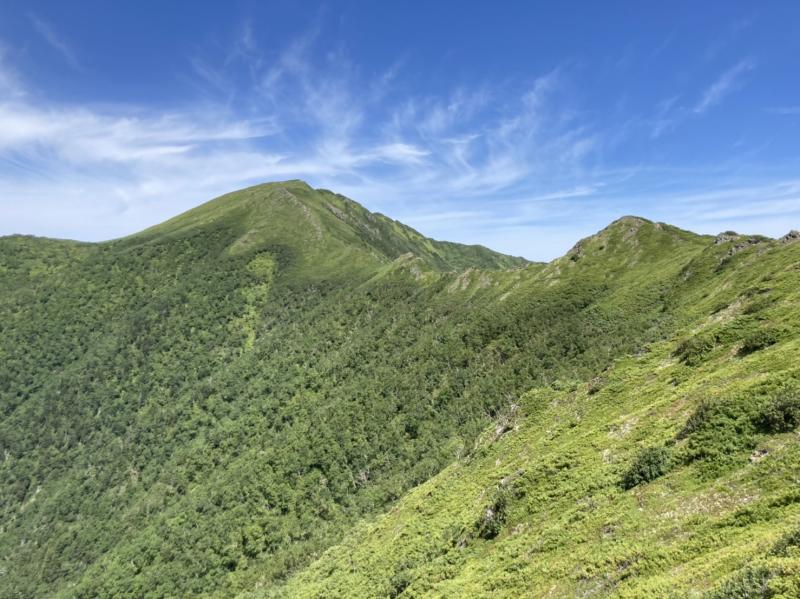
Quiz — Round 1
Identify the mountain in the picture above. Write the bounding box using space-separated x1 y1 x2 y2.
134 179 529 274
1 182 798 598
274 229 800 598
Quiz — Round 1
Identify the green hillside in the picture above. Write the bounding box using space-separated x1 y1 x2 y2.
1 181 798 598
273 229 800 598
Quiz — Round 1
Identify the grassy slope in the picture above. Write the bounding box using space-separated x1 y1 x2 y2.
270 234 800 598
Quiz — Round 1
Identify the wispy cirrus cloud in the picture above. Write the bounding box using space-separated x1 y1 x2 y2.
0 21 796 261
29 14 82 71
766 106 800 115
650 95 683 138
646 58 758 139
0 26 597 252
0 44 25 98
694 58 755 114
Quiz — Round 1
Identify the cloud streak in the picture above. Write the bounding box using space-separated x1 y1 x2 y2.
29 15 82 71
1 24 603 253
0 25 796 261
766 106 800 115
694 58 755 114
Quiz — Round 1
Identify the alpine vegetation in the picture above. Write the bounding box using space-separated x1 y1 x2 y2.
2 182 800 598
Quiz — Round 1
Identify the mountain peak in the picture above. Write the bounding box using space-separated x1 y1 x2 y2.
608 214 651 227
781 229 800 243
131 181 527 274
564 215 705 264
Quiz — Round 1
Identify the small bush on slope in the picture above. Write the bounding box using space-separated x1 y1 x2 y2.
739 328 780 356
770 526 800 558
705 566 774 599
674 332 718 366
475 483 520 540
756 392 800 434
620 446 672 489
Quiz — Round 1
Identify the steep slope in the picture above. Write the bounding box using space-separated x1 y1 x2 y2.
0 182 789 598
271 233 800 598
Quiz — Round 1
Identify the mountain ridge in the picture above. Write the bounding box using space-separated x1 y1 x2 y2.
268 227 800 598
10 181 788 276
119 180 529 274
1 182 799 598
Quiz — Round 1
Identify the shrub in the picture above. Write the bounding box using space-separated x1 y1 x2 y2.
678 400 713 439
705 565 774 598
679 396 759 470
769 527 800 557
620 446 672 490
678 382 800 477
674 332 717 366
738 329 778 356
742 296 775 316
757 393 800 434
388 566 413 598
477 487 510 539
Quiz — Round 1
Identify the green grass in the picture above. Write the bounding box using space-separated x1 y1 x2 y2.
1 181 798 598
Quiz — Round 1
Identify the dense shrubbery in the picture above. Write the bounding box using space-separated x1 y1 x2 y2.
676 379 800 475
757 393 800 434
703 524 800 597
388 567 413 598
706 566 774 598
679 397 758 467
678 399 713 439
674 332 718 366
620 446 672 489
674 320 784 366
770 527 800 557
739 328 779 356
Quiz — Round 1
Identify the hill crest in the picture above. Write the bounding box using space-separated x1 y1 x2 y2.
128 180 529 273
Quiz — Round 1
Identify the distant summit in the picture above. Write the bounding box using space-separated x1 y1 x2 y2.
133 180 529 273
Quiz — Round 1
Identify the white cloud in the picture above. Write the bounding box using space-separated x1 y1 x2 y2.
2 26 794 261
29 14 82 71
0 44 25 99
372 142 429 164
0 102 277 161
694 59 755 114
767 106 800 115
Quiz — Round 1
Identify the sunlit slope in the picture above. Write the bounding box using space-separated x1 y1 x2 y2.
270 234 800 598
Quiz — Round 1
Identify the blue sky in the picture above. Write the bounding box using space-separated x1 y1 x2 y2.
1 1 799 260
